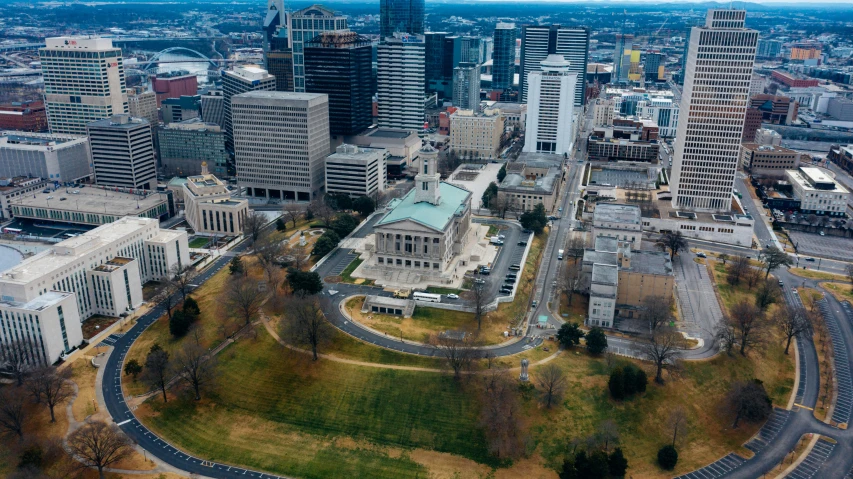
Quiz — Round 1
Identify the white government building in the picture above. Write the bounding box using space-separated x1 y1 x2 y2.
0 217 190 365
182 162 250 235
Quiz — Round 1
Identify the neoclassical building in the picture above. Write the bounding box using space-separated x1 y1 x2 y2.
182 162 249 236
368 145 474 279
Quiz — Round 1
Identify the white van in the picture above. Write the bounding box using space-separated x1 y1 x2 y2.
557 249 564 260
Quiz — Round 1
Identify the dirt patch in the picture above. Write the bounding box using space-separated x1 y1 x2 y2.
325 275 343 283
81 315 119 340
492 456 558 479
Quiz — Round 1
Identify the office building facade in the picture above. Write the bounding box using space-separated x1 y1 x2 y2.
39 37 128 136
452 62 480 110
200 90 225 129
380 0 424 40
232 92 329 201
644 51 664 82
161 95 201 124
613 34 633 83
0 101 48 132
304 30 373 136
151 71 198 107
221 66 276 149
520 25 589 105
492 23 517 92
127 88 158 126
87 115 157 190
325 144 387 197
670 10 758 211
449 109 504 159
757 39 782 59
523 55 577 155
377 33 426 131
157 119 228 177
290 5 348 92
182 163 249 236
425 32 449 94
0 131 91 182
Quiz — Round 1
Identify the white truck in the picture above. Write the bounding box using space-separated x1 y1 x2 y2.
557 249 564 260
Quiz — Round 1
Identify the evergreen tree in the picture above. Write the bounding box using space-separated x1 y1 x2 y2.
169 310 190 337
229 257 244 275
658 445 678 470
497 163 507 182
586 327 608 354
276 217 286 231
609 367 625 400
623 365 637 396
609 447 629 478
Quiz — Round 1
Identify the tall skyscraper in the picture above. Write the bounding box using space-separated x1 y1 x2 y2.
265 24 295 92
612 34 633 83
670 10 758 211
643 51 664 83
39 37 128 135
520 25 589 106
757 39 782 59
232 91 329 202
377 33 426 130
262 0 286 54
492 23 517 92
290 5 348 92
425 32 449 93
221 66 276 150
523 55 577 156
452 62 480 110
304 30 373 136
679 29 691 85
87 115 157 190
380 0 424 40
200 90 225 129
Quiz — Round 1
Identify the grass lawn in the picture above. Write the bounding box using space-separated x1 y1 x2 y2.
135 323 790 479
558 292 588 325
425 286 464 295
340 257 363 283
188 236 210 248
788 267 846 281
137 329 487 479
821 282 853 303
346 296 511 345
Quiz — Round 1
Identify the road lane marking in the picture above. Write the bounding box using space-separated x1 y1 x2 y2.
116 419 132 426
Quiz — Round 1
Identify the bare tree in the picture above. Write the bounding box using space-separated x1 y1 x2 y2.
67 420 133 479
243 210 268 245
640 327 686 384
726 254 750 285
642 295 673 335
846 263 853 286
776 303 814 355
655 231 688 261
281 295 330 361
758 246 792 279
308 197 335 227
281 203 303 229
478 368 527 459
29 367 73 422
0 338 39 386
562 258 584 306
596 419 621 453
142 347 171 403
726 380 772 428
167 263 198 302
565 236 586 262
224 276 267 326
729 300 767 356
744 267 763 290
716 321 738 356
431 333 477 379
718 253 729 265
533 363 567 408
160 281 178 320
472 281 487 330
284 242 308 271
666 405 689 447
254 234 283 284
755 279 782 311
174 342 218 401
0 387 27 438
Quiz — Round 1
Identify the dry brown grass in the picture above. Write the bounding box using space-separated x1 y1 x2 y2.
821 282 853 303
70 357 99 422
788 268 846 281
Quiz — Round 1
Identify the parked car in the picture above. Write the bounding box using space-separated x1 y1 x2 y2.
820 231 826 236
518 240 528 246
509 264 521 271
805 257 815 262
696 252 707 258
474 278 486 284
446 294 459 300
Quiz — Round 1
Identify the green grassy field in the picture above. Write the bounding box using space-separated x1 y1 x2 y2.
425 286 463 295
188 236 210 248
140 330 490 479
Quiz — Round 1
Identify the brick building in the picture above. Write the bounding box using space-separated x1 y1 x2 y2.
0 101 48 132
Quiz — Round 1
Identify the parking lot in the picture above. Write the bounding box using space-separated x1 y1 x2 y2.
674 453 746 479
827 300 853 426
788 230 853 262
786 438 836 479
471 220 532 301
743 408 791 454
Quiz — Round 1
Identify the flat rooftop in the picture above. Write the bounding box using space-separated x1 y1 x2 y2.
594 203 642 225
591 263 618 286
0 291 72 311
234 91 324 101
626 250 672 276
0 217 158 284
366 129 415 139
14 186 168 216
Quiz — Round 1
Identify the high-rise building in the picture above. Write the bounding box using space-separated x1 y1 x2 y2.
157 119 228 177
613 34 633 83
262 0 287 54
679 29 692 85
377 33 425 131
290 5 348 92
200 90 225 129
221 66 276 149
39 37 128 135
670 10 758 211
757 39 782 59
523 55 577 155
492 23 517 92
161 95 201 124
449 109 504 159
452 62 480 110
519 25 589 106
643 51 664 83
304 30 373 136
265 25 295 92
324 144 387 198
380 0 424 40
152 71 198 107
87 114 157 191
127 88 158 126
232 91 329 202
425 32 449 93
0 101 48 132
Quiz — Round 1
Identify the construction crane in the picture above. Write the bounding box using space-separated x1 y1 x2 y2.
655 17 669 37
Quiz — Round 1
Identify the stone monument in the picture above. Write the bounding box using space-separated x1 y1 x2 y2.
519 358 529 381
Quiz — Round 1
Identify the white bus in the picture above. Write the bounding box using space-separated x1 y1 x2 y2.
413 292 442 303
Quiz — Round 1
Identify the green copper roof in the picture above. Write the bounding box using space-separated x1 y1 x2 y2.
377 182 471 232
